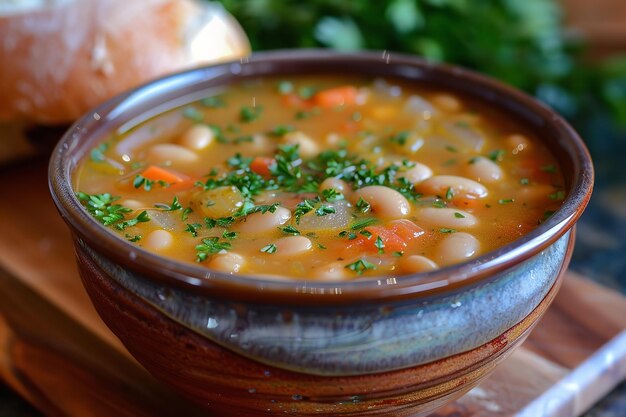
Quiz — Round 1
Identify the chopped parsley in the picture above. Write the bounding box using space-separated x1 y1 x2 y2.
321 188 344 202
133 175 168 192
182 106 204 122
280 225 301 235
454 212 466 218
350 217 377 230
548 190 566 200
345 259 376 275
240 105 263 122
201 96 226 108
389 131 410 145
445 187 454 200
185 223 202 237
154 196 182 211
90 143 109 162
115 210 150 231
374 236 385 254
76 192 132 227
498 198 515 204
196 237 232 262
488 149 505 162
520 178 530 185
315 205 336 216
222 230 238 240
439 228 457 234
260 243 277 254
125 234 142 242
270 124 295 136
277 80 294 95
356 197 371 213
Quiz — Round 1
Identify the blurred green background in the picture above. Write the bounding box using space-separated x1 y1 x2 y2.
218 0 626 151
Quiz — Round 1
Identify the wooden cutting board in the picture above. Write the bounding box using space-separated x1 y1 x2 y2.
1 158 625 417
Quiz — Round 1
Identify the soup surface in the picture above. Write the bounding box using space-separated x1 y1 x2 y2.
75 76 565 280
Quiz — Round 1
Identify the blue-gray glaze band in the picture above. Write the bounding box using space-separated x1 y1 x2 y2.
81 232 568 376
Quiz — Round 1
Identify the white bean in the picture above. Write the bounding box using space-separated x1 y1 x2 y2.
417 208 477 228
147 143 198 166
436 232 479 266
319 177 351 195
399 255 438 274
312 262 349 281
271 236 313 257
119 199 145 210
281 131 319 158
235 207 291 233
419 175 488 199
465 156 503 183
144 230 173 251
209 252 245 274
179 125 214 150
353 186 411 219
398 163 433 184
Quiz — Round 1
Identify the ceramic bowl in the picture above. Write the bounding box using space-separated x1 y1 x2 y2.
49 50 593 417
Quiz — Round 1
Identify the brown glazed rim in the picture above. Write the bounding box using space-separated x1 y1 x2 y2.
49 50 594 306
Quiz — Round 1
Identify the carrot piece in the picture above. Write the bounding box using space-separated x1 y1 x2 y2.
312 86 358 108
140 165 194 190
250 156 275 178
343 220 424 254
281 93 309 108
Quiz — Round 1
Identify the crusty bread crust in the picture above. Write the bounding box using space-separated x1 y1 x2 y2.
0 0 249 124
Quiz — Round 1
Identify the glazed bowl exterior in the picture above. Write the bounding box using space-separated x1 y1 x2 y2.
49 50 593 416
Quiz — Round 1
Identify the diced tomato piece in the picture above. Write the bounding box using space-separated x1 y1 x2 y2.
344 219 424 254
313 86 358 108
250 156 275 178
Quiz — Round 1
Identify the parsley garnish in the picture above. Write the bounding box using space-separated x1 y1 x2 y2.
277 80 294 95
185 223 202 237
133 175 168 191
317 243 327 250
270 125 295 136
445 187 454 200
240 106 263 122
154 196 183 211
115 210 150 231
321 188 344 202
260 243 277 254
315 205 336 216
356 197 371 213
541 165 557 173
392 251 404 257
498 198 515 204
454 212 465 218
280 225 301 235
548 190 566 200
196 237 232 262
389 131 410 145
439 228 457 234
345 259 376 275
182 106 204 122
350 218 377 230
520 178 530 185
76 192 132 227
488 149 505 162
374 236 385 254
222 230 238 240
90 143 109 162
201 96 226 108
125 234 142 242
359 230 372 238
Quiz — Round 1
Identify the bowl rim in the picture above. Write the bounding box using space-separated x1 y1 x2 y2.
49 49 594 305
